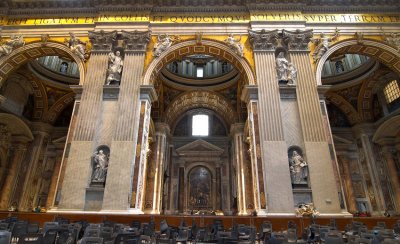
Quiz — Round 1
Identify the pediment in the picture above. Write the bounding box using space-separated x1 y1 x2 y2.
176 139 224 157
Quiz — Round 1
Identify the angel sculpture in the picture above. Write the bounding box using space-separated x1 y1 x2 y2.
0 35 25 57
153 34 179 57
106 51 123 85
381 28 400 52
312 29 340 63
65 32 87 61
225 34 244 57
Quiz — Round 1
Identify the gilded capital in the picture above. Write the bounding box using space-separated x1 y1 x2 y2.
248 29 279 51
121 30 151 52
88 30 117 52
282 29 313 51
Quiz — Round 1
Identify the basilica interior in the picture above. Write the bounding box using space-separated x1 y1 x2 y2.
0 1 399 228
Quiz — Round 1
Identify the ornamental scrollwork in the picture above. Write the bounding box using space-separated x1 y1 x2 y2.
121 30 151 52
248 29 279 51
282 29 313 51
88 30 117 52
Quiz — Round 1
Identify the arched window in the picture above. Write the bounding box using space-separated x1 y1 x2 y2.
384 80 400 104
192 114 209 136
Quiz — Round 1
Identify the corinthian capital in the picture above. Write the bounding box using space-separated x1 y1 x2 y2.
248 29 279 51
88 30 117 52
121 30 151 52
282 29 313 51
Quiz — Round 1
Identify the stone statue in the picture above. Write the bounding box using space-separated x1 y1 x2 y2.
381 28 400 52
65 32 87 61
41 34 50 46
289 150 308 184
106 51 123 85
154 34 179 57
287 62 297 85
0 35 25 57
312 29 340 63
276 52 289 82
91 149 109 184
225 34 244 57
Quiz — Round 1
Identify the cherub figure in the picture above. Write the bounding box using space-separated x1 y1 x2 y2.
312 29 339 63
225 34 244 57
0 35 25 57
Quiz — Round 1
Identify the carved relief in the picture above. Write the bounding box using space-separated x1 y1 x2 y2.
224 34 244 57
65 32 88 61
312 29 340 63
0 35 25 57
248 29 279 51
153 34 180 57
282 29 313 51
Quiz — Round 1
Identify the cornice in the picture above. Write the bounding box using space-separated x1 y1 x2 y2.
0 0 399 16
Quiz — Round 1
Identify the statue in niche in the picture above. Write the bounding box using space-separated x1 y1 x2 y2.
312 29 340 63
91 148 110 185
224 34 244 57
276 52 289 82
65 32 87 61
287 62 297 85
153 34 180 57
106 50 123 85
0 35 25 57
289 150 308 184
60 62 68 73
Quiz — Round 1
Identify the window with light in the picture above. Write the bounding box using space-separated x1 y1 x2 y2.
384 80 400 104
192 114 209 136
196 67 204 78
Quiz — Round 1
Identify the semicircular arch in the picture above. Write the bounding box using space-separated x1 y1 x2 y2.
143 39 255 86
316 38 400 85
372 115 400 143
0 113 34 141
0 41 86 88
165 90 238 129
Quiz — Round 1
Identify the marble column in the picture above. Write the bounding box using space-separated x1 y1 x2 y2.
19 122 52 211
284 29 341 213
45 148 63 209
144 123 169 214
230 123 252 215
216 163 222 210
102 30 151 211
241 86 265 215
0 141 28 209
129 85 157 213
177 165 185 213
337 154 357 213
248 29 294 214
378 141 400 212
352 123 385 213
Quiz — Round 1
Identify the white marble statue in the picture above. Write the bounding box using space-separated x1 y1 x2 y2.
91 149 109 184
225 34 244 57
382 28 400 51
65 32 87 61
289 150 308 184
287 62 297 85
106 51 123 85
0 35 25 57
312 29 339 63
276 52 289 82
153 34 173 57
